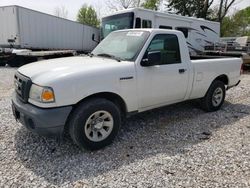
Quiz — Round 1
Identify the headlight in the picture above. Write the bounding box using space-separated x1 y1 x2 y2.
29 84 55 103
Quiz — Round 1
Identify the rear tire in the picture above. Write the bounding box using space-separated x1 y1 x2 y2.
201 80 225 112
0 62 6 66
69 98 121 150
8 56 25 67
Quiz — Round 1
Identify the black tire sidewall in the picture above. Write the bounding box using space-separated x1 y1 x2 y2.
69 98 121 150
202 80 225 112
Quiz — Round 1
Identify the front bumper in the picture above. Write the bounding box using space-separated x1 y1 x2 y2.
12 93 72 138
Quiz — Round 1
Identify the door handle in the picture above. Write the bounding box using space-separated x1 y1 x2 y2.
179 69 187 74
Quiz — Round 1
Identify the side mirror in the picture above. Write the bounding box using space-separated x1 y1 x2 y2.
92 34 99 43
141 51 161 67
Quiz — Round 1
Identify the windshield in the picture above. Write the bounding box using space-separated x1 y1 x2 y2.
92 30 150 61
101 12 134 39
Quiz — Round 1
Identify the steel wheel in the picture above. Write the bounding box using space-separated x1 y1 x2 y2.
212 87 223 107
201 80 225 112
84 110 114 142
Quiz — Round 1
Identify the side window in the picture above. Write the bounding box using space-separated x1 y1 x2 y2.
176 27 188 38
145 34 181 65
142 20 152 28
159 25 172 29
135 17 141 28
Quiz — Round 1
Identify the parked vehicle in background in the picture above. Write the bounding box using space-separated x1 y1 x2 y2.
0 5 99 67
217 36 250 49
205 36 250 67
12 29 242 150
220 37 237 47
101 8 220 56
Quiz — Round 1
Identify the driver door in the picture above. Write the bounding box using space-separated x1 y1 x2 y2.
137 34 189 109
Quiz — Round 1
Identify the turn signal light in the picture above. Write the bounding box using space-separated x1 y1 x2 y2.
42 89 54 102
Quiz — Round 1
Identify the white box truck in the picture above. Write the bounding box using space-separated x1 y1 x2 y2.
101 8 220 56
0 5 100 66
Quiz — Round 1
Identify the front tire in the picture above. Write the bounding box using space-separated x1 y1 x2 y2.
201 80 226 112
69 98 121 150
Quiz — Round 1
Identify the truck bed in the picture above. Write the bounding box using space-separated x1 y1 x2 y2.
189 57 242 99
190 55 233 60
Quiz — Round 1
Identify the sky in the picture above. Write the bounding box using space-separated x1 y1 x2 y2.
0 0 249 21
0 0 105 20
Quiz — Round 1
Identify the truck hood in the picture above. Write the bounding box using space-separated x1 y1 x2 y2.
18 56 133 85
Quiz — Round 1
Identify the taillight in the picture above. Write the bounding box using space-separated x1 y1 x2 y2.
240 64 244 75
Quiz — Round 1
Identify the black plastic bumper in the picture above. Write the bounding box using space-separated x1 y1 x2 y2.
226 80 241 90
12 93 72 138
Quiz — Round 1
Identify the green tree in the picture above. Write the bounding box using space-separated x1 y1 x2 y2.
221 17 236 36
167 0 194 16
234 6 250 36
166 0 236 22
166 0 214 17
77 5 100 27
221 6 250 37
142 0 160 10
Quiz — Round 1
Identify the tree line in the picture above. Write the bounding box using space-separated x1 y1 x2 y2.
55 0 250 37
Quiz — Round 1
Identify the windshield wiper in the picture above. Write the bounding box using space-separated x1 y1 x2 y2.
96 53 122 62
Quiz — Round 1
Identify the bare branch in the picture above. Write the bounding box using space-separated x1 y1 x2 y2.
224 0 236 15
217 0 236 22
106 0 142 10
54 6 68 19
208 0 214 7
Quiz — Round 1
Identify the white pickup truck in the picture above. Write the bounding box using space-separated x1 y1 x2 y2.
12 29 242 150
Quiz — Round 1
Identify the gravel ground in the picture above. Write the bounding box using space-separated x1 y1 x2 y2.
0 67 250 187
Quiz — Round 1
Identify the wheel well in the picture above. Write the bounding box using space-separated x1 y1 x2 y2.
214 75 229 85
74 92 127 114
64 92 127 134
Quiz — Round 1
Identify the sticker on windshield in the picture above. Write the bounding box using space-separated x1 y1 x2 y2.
126 31 143 37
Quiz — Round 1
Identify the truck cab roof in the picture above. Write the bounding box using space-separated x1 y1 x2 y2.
113 28 184 35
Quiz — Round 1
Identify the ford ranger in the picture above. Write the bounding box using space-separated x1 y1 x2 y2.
12 29 242 150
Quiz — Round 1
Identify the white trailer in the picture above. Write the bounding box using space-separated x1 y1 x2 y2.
0 5 100 66
0 5 99 51
101 8 220 56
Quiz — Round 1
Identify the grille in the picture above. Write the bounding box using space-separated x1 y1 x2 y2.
14 72 32 103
